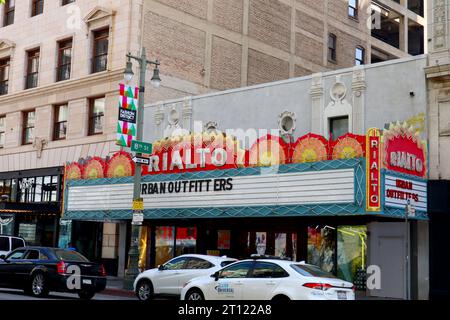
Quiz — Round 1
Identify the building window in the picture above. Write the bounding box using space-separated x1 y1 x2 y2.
0 115 5 148
329 116 349 140
3 0 15 26
0 57 10 95
62 0 75 5
17 175 60 203
355 46 365 65
328 33 337 62
348 0 358 19
22 110 35 145
57 38 72 82
92 28 109 73
31 0 44 17
0 179 12 202
25 48 40 89
53 104 68 140
88 97 105 135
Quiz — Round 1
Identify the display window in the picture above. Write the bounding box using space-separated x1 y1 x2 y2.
255 232 267 255
155 226 174 266
239 231 297 260
217 230 231 250
175 227 196 256
155 226 197 266
307 226 336 274
275 233 287 257
337 225 367 289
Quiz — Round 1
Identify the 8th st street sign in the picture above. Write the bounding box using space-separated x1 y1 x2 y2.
131 140 153 154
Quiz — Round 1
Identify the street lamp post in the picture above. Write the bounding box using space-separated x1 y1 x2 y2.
122 48 161 290
405 200 411 300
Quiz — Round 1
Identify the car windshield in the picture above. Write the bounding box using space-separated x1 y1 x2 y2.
54 249 89 262
220 260 236 267
291 264 337 278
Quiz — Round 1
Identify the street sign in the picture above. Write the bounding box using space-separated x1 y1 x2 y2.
132 156 150 166
132 199 144 211
131 140 153 154
132 211 144 225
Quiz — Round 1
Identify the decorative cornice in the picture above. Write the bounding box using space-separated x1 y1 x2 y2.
84 6 115 25
0 39 15 52
425 63 450 79
310 72 323 97
0 69 124 104
352 67 366 91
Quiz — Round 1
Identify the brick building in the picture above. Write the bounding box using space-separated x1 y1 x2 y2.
0 0 425 275
425 0 450 300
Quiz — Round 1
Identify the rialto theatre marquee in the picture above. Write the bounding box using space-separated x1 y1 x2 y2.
61 123 428 298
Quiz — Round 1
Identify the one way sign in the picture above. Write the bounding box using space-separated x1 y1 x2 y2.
132 156 150 166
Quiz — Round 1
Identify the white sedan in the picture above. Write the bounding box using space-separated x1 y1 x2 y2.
134 254 237 301
181 258 355 301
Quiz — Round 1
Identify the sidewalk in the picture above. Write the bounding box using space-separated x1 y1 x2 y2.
355 291 402 300
102 277 135 298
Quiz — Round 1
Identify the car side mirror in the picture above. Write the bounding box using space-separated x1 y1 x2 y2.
0 255 6 260
211 271 220 281
158 264 165 271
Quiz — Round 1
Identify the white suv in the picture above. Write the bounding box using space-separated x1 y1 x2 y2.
181 257 355 301
0 236 26 257
134 254 237 301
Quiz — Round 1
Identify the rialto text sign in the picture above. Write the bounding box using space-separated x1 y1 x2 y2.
366 128 381 211
382 123 427 178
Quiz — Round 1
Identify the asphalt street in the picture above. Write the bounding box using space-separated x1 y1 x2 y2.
0 288 137 300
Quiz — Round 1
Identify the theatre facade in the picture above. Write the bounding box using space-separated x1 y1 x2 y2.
61 56 429 299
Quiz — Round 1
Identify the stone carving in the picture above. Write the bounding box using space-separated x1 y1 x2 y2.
33 137 47 159
155 103 164 126
163 106 189 138
182 96 193 132
433 0 448 49
205 121 219 132
330 80 347 104
324 76 353 137
278 111 296 136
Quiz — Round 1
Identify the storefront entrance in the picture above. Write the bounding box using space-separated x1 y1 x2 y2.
139 218 368 291
71 221 103 262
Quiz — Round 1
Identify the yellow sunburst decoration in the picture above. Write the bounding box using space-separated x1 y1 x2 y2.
292 134 329 163
331 134 365 160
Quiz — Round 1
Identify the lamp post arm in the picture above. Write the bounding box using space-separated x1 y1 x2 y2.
126 53 160 67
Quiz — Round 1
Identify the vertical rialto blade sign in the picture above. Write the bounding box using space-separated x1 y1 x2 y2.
117 84 139 147
366 128 381 211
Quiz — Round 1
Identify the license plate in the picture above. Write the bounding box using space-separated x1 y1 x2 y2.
337 291 347 300
82 279 92 285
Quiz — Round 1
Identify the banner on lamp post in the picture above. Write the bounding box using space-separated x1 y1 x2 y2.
116 84 139 148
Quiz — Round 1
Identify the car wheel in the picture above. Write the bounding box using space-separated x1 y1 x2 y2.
136 279 154 301
272 295 290 302
186 289 204 301
78 291 96 300
30 272 49 298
